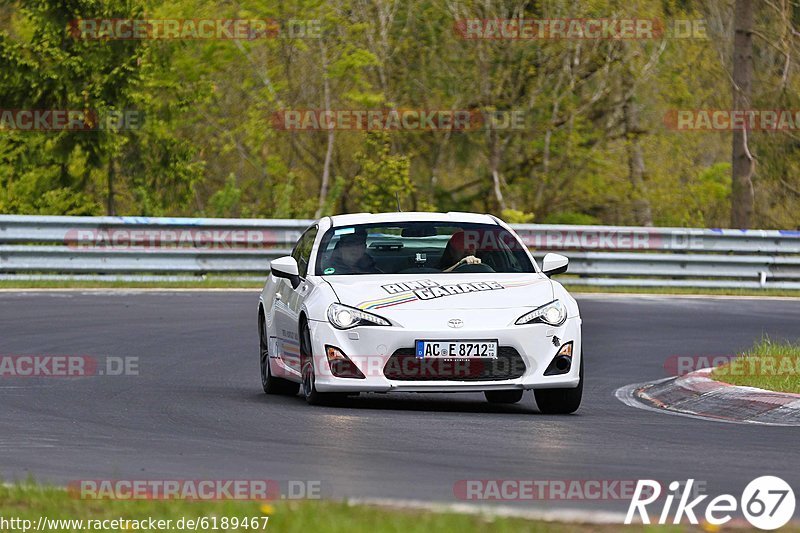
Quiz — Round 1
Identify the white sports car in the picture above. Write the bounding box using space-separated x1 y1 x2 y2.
258 211 582 413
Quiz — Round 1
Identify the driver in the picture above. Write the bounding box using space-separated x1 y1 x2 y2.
439 230 482 272
325 231 382 274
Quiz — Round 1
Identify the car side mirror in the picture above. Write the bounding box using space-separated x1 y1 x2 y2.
542 253 569 277
270 256 301 289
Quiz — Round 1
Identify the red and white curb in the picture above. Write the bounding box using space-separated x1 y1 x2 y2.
616 368 800 426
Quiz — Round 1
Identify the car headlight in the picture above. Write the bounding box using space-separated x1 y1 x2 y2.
515 299 567 326
327 303 390 329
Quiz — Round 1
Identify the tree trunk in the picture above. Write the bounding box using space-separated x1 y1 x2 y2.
489 131 507 212
315 42 334 218
731 0 755 228
107 157 116 216
623 92 653 226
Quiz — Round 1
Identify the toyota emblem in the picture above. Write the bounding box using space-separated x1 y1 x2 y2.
447 319 464 329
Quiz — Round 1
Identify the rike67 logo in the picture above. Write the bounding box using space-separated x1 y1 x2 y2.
626 476 796 530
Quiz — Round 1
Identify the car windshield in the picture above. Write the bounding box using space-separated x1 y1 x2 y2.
315 222 535 276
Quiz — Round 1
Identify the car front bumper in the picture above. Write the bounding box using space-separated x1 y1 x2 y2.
303 309 582 393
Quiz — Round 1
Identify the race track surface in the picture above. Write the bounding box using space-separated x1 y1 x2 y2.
1 291 798 512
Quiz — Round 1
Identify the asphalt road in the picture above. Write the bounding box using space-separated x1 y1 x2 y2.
1 290 798 513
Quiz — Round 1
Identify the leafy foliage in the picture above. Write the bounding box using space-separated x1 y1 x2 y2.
0 0 797 228
351 132 413 213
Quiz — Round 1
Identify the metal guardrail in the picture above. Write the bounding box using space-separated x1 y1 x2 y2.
1 215 799 289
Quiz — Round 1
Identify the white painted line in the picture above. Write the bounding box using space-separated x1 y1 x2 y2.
346 497 631 525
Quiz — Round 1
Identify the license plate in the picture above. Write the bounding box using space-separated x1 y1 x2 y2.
415 340 498 359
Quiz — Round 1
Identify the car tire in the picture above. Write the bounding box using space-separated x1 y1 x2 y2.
300 322 345 406
533 352 583 414
484 390 524 404
259 312 299 396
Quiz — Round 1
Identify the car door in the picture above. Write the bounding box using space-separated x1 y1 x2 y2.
274 225 318 375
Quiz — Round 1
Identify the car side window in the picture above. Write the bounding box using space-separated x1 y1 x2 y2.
291 237 303 266
294 226 318 278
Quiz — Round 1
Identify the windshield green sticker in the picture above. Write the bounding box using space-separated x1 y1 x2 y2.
324 267 336 274
334 227 355 235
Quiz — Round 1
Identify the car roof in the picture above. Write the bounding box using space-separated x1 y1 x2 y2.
327 211 497 227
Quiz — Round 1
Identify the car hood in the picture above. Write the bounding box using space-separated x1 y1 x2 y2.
322 273 553 312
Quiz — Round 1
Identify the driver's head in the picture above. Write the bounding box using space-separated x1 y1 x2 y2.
337 231 368 264
448 230 478 259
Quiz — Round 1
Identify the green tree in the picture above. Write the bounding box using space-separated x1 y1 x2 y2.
351 132 413 213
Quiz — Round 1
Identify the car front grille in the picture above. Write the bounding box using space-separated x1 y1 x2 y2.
383 346 526 381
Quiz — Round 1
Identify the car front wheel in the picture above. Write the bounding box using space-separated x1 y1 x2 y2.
300 322 345 406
